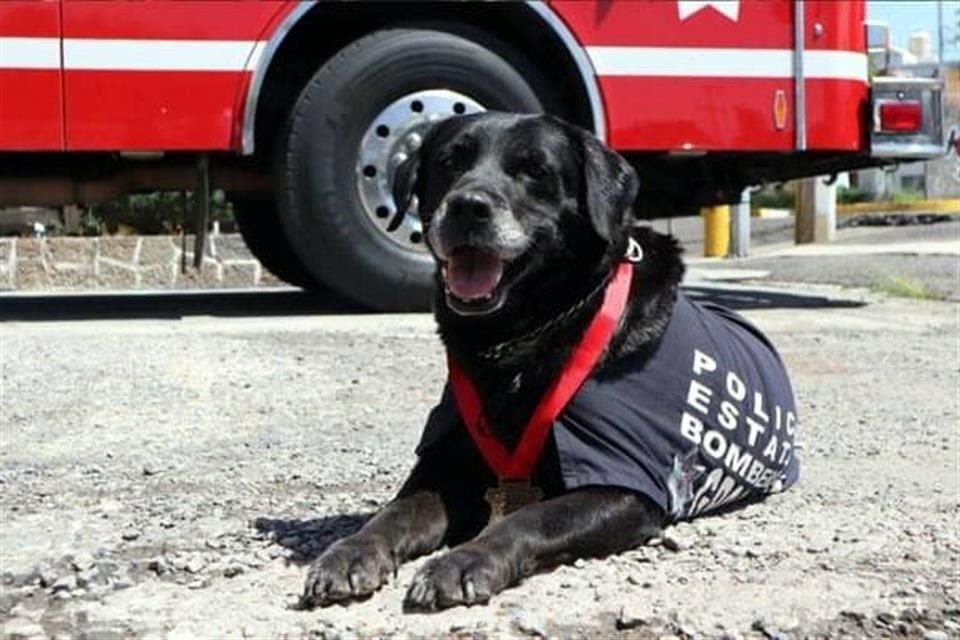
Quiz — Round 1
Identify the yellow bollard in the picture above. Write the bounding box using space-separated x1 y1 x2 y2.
702 205 730 257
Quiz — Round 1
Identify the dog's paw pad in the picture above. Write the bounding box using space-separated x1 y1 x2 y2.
403 571 439 611
299 537 392 608
403 548 500 611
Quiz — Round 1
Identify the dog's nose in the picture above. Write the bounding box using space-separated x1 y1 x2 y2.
447 192 493 220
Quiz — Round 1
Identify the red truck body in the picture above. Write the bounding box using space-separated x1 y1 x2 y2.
1 0 871 153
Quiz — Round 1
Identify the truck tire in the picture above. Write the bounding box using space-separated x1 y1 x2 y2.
231 195 318 290
276 28 548 311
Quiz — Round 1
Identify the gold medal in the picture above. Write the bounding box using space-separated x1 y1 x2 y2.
485 479 544 522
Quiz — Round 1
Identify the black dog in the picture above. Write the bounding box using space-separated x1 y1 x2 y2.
300 113 799 611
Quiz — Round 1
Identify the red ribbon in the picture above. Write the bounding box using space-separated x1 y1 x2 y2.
448 261 634 480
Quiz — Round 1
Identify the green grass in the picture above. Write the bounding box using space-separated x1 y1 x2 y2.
872 275 940 300
891 190 925 204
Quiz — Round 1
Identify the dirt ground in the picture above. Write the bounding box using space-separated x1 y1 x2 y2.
1 281 958 639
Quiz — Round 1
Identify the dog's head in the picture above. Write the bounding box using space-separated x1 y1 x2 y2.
393 113 638 316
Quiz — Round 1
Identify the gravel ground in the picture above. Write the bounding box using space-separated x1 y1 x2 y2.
1 285 958 639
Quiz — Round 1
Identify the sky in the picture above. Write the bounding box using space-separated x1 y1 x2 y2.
867 0 960 61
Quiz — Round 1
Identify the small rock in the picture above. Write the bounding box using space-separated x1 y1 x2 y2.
661 536 685 552
75 568 100 589
142 464 160 476
629 548 654 563
512 614 548 638
186 578 207 590
615 608 648 631
750 619 787 640
901 608 924 622
184 558 207 574
147 558 169 575
223 564 244 578
278 535 301 548
840 610 866 626
923 631 948 640
255 548 281 562
877 612 898 626
573 558 586 569
51 574 78 593
71 552 96 572
2 617 46 638
34 565 57 588
120 528 140 541
112 577 134 590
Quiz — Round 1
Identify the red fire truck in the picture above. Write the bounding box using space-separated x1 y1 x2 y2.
0 0 946 310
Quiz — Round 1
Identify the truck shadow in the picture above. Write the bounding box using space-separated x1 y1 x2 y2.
683 285 866 310
0 288 370 321
0 283 865 321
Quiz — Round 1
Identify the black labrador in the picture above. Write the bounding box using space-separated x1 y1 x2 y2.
299 113 798 611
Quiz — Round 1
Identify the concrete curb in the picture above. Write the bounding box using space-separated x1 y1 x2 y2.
752 200 959 220
836 199 960 216
748 240 960 259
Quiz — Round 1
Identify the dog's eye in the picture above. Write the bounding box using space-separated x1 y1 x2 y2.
438 152 461 172
438 139 476 175
520 162 552 181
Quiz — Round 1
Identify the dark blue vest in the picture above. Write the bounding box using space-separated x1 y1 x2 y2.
419 294 799 522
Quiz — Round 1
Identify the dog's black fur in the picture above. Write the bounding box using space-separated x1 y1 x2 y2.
300 113 685 611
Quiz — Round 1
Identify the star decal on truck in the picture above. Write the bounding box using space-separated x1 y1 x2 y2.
677 0 740 22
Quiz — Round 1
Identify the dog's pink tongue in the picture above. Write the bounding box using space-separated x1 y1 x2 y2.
446 249 504 301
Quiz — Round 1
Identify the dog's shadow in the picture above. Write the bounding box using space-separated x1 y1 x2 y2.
253 512 374 566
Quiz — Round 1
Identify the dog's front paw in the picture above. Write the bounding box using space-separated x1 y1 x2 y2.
299 535 394 608
403 547 510 611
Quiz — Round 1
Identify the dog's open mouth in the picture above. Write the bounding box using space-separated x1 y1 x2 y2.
442 247 507 315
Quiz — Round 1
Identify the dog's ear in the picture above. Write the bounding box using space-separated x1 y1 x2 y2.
391 152 421 225
563 120 639 242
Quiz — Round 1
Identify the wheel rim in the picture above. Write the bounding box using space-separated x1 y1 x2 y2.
355 89 485 253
